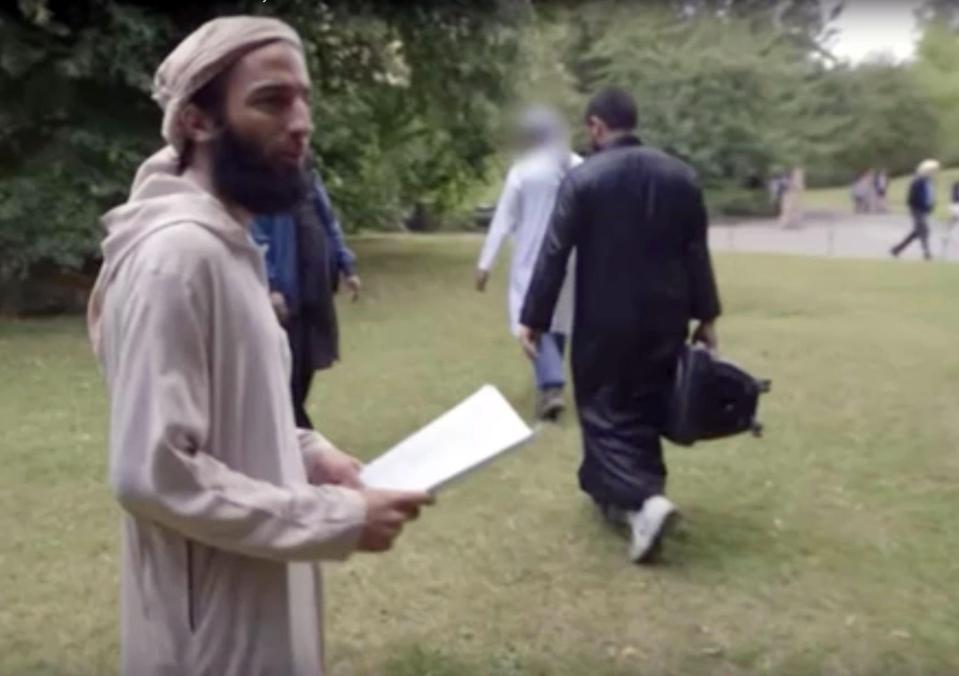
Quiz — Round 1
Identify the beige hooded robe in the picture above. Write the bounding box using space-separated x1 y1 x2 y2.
88 150 367 676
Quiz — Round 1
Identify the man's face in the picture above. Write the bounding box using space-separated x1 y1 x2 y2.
586 115 608 152
225 42 313 169
210 42 314 214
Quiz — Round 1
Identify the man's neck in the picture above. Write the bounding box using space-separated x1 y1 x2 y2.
601 130 634 148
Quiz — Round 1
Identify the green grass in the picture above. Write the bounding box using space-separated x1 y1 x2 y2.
805 167 959 220
2 236 958 675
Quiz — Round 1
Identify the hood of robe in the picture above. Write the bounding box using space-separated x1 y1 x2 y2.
86 146 263 354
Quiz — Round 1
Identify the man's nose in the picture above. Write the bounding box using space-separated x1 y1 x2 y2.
290 97 313 138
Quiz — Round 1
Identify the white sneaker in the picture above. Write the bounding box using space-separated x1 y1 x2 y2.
628 496 680 563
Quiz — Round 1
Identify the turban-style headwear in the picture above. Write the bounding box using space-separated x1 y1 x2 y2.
153 16 303 151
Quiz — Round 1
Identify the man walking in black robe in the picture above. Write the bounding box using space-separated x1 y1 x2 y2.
519 88 722 563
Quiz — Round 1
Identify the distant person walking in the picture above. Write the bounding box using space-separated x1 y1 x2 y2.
942 179 959 258
874 169 889 213
892 159 940 261
779 166 804 228
769 171 788 212
850 169 876 214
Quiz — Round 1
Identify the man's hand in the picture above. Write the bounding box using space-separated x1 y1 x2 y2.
357 489 435 552
344 274 362 302
475 269 490 292
308 446 364 489
518 325 542 360
691 320 719 351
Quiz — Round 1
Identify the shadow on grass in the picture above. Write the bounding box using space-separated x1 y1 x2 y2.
583 500 783 574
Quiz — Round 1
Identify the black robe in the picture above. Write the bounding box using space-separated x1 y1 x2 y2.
286 193 340 429
520 135 721 509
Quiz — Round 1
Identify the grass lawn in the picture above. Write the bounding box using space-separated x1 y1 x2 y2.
1 236 958 675
805 167 959 221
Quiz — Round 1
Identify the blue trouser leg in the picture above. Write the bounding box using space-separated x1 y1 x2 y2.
534 332 567 391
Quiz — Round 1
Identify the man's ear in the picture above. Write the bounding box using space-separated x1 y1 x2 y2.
179 104 220 144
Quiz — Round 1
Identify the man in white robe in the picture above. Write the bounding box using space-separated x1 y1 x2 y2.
476 107 580 420
86 17 432 676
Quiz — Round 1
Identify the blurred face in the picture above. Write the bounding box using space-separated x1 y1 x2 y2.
514 127 541 154
202 42 314 213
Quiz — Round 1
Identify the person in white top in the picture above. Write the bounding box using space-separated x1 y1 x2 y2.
476 106 581 420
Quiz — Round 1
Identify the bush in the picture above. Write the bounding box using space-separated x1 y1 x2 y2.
0 0 526 311
705 187 778 219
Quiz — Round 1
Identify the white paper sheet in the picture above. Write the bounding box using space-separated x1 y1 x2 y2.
359 385 534 492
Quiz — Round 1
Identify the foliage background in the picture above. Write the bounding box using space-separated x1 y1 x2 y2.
2 0 958 309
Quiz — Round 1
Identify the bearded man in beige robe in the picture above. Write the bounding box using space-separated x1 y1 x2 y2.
86 16 432 676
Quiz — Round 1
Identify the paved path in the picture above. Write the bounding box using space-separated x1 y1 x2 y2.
709 213 959 262
358 212 959 262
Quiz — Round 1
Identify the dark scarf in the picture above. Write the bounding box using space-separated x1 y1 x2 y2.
292 193 339 370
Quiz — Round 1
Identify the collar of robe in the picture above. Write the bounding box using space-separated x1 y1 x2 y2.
597 133 642 154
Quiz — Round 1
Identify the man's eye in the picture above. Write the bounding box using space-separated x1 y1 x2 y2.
256 95 287 110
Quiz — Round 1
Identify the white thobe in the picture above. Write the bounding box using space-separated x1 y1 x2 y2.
478 147 581 336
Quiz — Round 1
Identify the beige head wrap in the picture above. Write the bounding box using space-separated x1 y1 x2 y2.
153 16 303 151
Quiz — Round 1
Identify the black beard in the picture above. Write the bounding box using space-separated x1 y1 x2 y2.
210 126 308 214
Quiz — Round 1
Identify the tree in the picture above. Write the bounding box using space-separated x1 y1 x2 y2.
0 0 527 298
805 61 941 186
913 19 959 164
0 1 178 285
245 0 530 228
524 0 951 218
562 3 840 187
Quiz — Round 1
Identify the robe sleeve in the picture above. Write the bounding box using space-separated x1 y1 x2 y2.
108 270 367 562
313 177 357 277
683 182 722 322
297 428 341 476
478 166 522 272
520 173 580 331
